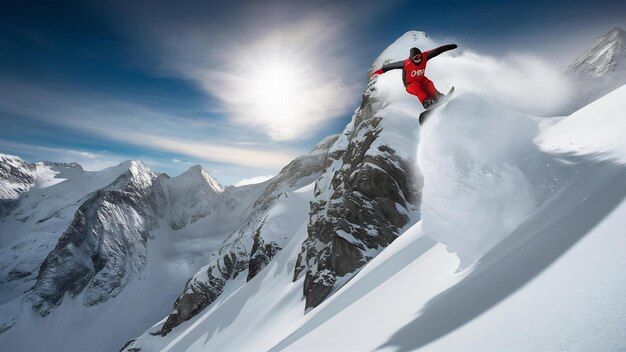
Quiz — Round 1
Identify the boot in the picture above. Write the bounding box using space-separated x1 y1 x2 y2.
422 98 436 109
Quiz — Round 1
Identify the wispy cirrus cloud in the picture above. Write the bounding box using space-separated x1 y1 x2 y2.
0 140 125 171
0 78 301 169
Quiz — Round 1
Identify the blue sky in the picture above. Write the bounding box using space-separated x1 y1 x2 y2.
1 0 624 185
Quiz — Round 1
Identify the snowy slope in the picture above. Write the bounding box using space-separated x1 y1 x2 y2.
539 85 626 162
123 182 316 352
126 32 625 352
276 75 626 352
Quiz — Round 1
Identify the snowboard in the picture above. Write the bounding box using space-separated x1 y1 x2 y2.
419 86 455 125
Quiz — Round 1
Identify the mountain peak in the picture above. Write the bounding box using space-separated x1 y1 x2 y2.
104 160 156 191
369 30 437 76
0 153 26 166
607 27 625 38
173 164 223 193
400 30 430 41
567 27 625 78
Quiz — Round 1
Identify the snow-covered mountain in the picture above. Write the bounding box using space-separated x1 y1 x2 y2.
566 27 625 110
0 155 78 217
2 29 626 352
0 133 339 350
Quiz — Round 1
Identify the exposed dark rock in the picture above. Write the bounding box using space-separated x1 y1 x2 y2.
6 269 31 281
0 155 39 218
247 223 281 281
0 316 16 334
119 338 141 352
294 81 421 310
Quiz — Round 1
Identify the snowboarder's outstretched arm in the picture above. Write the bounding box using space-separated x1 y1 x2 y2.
424 44 457 60
371 60 404 77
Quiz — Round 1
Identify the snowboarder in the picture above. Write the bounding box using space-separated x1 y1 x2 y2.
371 44 457 109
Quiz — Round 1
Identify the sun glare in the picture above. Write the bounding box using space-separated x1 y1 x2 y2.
250 58 308 128
210 24 353 141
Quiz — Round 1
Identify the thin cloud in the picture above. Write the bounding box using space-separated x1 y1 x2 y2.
0 78 302 169
103 130 299 168
0 140 124 171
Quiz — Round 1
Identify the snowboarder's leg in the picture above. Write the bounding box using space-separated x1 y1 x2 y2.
413 79 438 109
422 77 443 101
406 82 432 108
406 82 429 102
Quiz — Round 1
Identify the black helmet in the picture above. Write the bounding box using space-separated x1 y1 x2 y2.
410 47 422 59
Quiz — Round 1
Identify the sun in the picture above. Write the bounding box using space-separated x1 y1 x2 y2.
212 32 352 141
249 58 308 128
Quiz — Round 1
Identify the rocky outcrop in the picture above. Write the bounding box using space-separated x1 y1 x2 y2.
247 223 281 281
26 162 165 316
0 154 38 197
294 80 421 309
0 154 39 217
0 155 83 218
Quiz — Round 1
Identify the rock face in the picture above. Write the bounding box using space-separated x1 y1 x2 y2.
0 155 39 217
294 80 421 309
0 155 83 217
247 226 281 281
566 27 626 110
26 162 164 315
154 135 339 336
